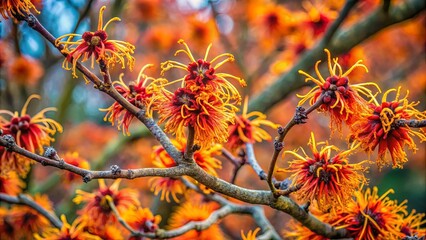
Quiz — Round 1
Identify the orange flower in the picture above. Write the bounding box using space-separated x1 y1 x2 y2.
9 194 54 238
160 40 246 103
168 200 225 240
284 208 331 240
156 87 238 148
101 64 157 135
149 139 222 201
7 55 44 85
227 96 278 150
298 49 380 131
56 6 135 78
0 0 39 21
149 141 186 203
62 152 90 184
399 210 426 238
241 228 261 240
351 87 426 169
333 187 407 240
123 208 161 237
73 179 140 228
0 94 63 177
0 207 16 239
278 132 368 212
301 1 337 37
184 17 218 50
34 215 101 240
0 171 25 195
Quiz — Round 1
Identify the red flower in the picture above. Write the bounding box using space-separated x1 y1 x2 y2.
0 94 62 177
56 6 135 78
351 87 426 169
102 64 156 135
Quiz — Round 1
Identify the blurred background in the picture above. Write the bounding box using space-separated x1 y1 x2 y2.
0 0 425 237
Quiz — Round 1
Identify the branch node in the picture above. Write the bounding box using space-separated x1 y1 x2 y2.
302 201 311 213
294 106 308 124
192 144 201 152
274 139 284 151
26 14 36 27
127 169 135 179
83 174 93 183
43 147 59 160
110 165 121 175
277 126 284 135
58 159 65 169
1 134 15 149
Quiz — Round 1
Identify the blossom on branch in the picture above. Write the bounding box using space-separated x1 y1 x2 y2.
278 132 368 212
34 215 101 240
0 0 39 21
298 49 380 132
399 210 426 238
161 39 246 103
227 96 279 150
73 179 140 230
56 6 135 78
101 64 157 135
168 199 225 240
0 171 25 195
122 207 161 238
350 87 426 169
0 94 63 177
62 152 90 184
333 187 408 240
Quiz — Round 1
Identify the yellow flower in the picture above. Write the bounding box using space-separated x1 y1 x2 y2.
56 6 135 78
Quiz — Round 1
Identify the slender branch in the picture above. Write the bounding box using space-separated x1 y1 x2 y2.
396 119 426 128
0 135 188 181
184 126 196 161
267 98 323 195
0 193 62 228
321 0 359 44
248 0 426 113
245 143 268 181
106 195 138 235
221 148 244 183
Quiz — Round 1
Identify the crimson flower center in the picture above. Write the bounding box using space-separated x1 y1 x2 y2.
9 115 31 133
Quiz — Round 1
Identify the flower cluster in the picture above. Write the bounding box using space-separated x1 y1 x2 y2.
155 40 245 148
56 6 135 78
0 95 63 177
279 132 368 212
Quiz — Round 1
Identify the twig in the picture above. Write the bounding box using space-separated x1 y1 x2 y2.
0 193 62 228
245 143 268 181
0 135 188 182
396 119 426 128
267 98 323 195
106 195 138 235
184 126 196 162
221 148 244 183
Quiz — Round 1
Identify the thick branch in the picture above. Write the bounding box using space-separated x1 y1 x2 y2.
248 0 426 113
0 193 62 228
